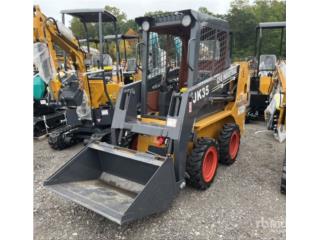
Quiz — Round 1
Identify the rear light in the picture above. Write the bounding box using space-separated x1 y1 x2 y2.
155 136 165 146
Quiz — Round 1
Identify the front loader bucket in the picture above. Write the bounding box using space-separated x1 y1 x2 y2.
44 142 178 224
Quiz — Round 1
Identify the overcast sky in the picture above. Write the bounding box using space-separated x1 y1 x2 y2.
34 0 233 25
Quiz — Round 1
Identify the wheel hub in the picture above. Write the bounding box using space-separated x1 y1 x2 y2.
229 131 240 159
202 146 218 182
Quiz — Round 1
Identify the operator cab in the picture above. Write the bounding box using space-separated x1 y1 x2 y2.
135 10 230 117
248 21 286 119
79 38 113 68
103 34 140 84
259 54 277 76
61 9 121 82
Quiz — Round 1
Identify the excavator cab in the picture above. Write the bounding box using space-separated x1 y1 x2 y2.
60 9 122 108
103 34 140 84
45 10 250 224
248 22 286 119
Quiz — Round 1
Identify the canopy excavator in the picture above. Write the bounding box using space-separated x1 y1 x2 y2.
248 22 286 121
34 6 133 148
33 6 69 137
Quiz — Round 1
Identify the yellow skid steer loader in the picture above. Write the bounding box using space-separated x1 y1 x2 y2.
45 10 250 224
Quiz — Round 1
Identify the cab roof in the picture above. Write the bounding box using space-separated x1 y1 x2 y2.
257 22 286 29
79 34 139 44
60 9 117 23
135 9 229 31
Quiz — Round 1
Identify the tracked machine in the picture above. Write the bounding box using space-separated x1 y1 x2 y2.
248 22 286 121
264 61 286 194
45 10 250 224
249 22 286 193
33 6 68 137
45 8 126 149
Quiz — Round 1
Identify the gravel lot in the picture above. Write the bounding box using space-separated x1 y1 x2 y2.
34 121 285 240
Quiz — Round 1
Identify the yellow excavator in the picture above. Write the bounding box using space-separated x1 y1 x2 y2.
45 10 251 224
265 61 286 142
265 60 286 194
247 21 286 193
247 22 286 121
34 6 133 149
33 5 71 137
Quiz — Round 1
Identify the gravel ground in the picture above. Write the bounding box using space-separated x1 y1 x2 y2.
34 122 286 240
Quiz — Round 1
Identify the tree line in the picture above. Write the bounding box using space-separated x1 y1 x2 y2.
70 0 286 60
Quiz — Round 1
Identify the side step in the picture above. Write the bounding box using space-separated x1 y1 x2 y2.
44 142 178 224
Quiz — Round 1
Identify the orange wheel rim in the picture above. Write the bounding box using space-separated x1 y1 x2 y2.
202 146 218 182
229 131 240 160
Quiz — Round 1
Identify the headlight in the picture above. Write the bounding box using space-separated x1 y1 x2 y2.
181 15 192 27
142 21 150 31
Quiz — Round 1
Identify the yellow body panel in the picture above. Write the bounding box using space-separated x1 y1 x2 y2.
139 117 166 125
87 81 123 109
276 63 286 128
104 66 113 71
49 78 62 100
276 65 286 93
136 135 157 152
134 69 142 82
135 62 250 154
259 75 273 95
195 62 249 134
136 117 166 152
188 62 250 151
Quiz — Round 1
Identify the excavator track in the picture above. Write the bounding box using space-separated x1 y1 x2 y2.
33 111 66 138
48 125 80 150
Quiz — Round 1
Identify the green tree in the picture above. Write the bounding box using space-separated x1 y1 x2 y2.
69 5 140 60
198 7 226 19
124 19 139 32
227 0 286 59
68 1 286 61
144 10 168 16
70 18 97 39
226 1 257 59
70 5 136 39
198 1 285 59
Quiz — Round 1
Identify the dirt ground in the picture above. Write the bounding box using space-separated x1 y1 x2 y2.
34 121 285 240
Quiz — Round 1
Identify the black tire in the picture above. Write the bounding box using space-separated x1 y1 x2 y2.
245 115 251 124
280 155 286 194
48 125 78 150
218 123 240 165
34 121 46 138
101 133 112 144
119 132 136 148
186 138 219 190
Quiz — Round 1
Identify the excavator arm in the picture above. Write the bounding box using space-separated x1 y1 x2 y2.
33 5 88 101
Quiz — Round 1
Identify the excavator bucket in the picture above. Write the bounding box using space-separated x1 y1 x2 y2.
44 142 178 224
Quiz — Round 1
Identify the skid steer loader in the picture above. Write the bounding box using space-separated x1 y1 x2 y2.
45 10 250 225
